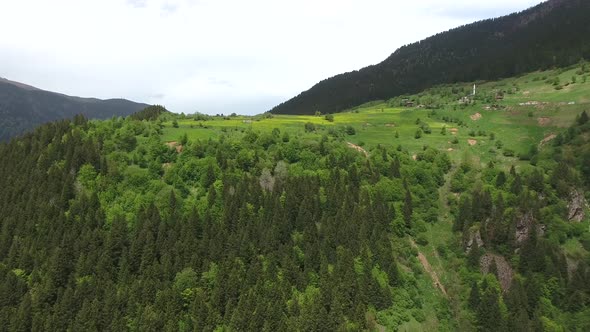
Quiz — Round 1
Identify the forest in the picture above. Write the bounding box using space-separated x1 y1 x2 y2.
0 103 588 330
271 0 590 115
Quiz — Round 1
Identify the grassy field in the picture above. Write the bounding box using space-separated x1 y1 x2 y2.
160 64 589 168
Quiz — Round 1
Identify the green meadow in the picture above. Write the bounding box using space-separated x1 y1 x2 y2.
160 64 590 167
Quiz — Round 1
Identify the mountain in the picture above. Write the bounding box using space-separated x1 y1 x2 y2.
271 0 590 115
0 78 150 141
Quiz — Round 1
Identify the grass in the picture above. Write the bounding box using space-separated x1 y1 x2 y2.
157 64 590 169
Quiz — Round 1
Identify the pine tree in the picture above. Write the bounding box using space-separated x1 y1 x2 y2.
402 179 413 230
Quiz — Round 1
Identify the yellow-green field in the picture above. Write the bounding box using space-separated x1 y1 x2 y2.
160 65 590 166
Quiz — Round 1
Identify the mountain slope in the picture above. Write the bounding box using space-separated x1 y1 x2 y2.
271 0 590 115
0 78 149 141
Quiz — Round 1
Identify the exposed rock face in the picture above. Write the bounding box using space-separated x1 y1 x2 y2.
480 253 514 292
515 211 546 246
515 211 534 245
465 229 484 253
568 190 587 222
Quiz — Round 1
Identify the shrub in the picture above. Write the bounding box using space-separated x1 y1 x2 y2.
415 129 423 139
416 234 429 246
345 126 356 135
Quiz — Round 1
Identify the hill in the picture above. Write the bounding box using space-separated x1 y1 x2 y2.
0 65 588 330
270 0 590 115
0 78 149 141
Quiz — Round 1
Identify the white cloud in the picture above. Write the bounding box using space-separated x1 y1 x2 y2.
0 0 543 114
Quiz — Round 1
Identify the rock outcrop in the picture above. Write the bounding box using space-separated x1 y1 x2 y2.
465 229 484 253
480 253 514 292
515 211 534 245
514 211 546 246
568 190 587 222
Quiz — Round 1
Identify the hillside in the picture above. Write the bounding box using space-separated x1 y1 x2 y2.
0 78 149 141
0 65 588 330
271 0 590 115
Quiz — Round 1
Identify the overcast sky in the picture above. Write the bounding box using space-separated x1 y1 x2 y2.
0 0 543 114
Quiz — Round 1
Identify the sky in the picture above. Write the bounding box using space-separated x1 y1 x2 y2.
0 0 543 115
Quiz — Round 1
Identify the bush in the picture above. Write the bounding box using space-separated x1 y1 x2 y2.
345 126 356 135
412 310 426 323
304 122 316 132
436 244 448 259
324 114 334 122
503 149 515 157
416 234 429 246
415 129 423 139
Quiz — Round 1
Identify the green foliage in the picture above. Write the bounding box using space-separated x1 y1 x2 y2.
414 129 422 139
271 2 590 115
0 114 457 331
345 125 356 135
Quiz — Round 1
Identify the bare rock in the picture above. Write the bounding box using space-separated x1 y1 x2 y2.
568 190 587 222
465 229 484 253
514 210 546 246
480 253 514 292
515 211 534 245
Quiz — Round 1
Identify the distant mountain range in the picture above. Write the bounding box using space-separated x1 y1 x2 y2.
271 0 590 115
0 78 149 141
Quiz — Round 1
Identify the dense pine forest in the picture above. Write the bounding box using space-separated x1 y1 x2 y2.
0 103 588 330
0 108 448 330
271 0 590 115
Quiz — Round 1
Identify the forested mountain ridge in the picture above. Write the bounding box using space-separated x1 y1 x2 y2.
271 0 590 115
0 78 149 141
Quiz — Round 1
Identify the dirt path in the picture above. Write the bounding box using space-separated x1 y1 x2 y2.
410 239 448 297
539 133 556 147
346 142 369 157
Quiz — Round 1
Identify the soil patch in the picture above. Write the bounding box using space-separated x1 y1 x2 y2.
450 128 459 135
468 139 477 146
166 141 184 153
537 117 551 126
470 113 482 121
346 142 368 158
410 239 447 297
385 123 396 127
539 134 556 147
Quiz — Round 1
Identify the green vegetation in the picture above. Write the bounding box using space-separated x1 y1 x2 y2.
271 1 590 115
0 64 589 330
0 110 455 330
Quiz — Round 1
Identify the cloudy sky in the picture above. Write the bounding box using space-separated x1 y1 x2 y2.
1 0 543 114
